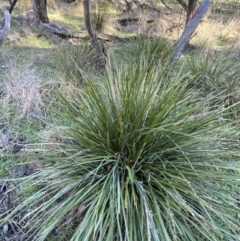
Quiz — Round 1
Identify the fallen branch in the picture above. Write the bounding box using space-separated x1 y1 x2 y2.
0 11 11 46
41 23 145 45
43 23 74 38
173 0 210 62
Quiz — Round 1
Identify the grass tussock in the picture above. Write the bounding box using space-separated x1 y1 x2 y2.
115 37 173 73
1 43 240 240
55 43 102 83
185 52 240 113
92 3 108 33
0 2 240 241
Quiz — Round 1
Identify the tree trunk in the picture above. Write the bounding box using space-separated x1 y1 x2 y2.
9 0 18 14
0 11 11 46
173 0 210 62
83 0 107 67
32 0 49 25
186 0 197 24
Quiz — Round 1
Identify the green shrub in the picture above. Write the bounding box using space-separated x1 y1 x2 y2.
1 52 240 241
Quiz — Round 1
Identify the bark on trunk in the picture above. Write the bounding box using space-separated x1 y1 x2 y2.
173 0 210 62
186 0 197 24
0 11 11 46
9 0 18 14
32 0 49 25
83 0 107 66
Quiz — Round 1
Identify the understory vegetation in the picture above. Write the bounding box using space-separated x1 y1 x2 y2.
0 0 240 240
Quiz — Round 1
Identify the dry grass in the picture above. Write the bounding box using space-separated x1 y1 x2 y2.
0 123 14 156
2 61 44 118
190 12 240 50
46 1 84 32
218 16 240 47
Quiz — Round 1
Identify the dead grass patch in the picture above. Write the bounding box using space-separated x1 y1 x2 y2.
190 12 240 50
3 62 44 118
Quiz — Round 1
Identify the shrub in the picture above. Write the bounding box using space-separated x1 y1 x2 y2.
1 53 240 241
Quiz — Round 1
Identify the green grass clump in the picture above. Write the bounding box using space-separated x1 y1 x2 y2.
185 52 240 116
1 44 240 241
116 37 172 73
92 3 107 32
56 43 100 83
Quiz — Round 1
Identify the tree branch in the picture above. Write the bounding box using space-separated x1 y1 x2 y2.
0 11 11 46
9 0 18 14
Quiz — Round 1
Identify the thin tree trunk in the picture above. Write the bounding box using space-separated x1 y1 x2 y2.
8 0 18 13
83 0 107 66
0 11 11 46
186 0 197 24
173 0 210 62
32 0 49 25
